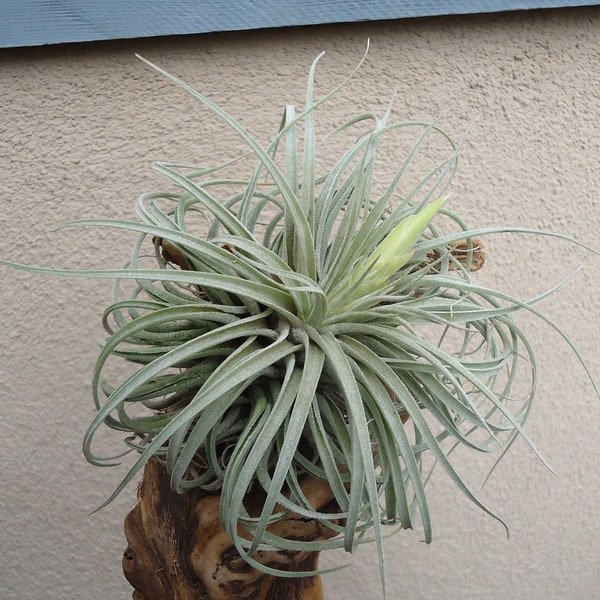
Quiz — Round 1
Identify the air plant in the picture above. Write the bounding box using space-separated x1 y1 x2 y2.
2 49 598 597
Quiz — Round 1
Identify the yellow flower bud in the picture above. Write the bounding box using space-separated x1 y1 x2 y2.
356 196 448 291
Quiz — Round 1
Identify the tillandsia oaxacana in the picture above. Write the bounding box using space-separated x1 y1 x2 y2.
2 48 599 596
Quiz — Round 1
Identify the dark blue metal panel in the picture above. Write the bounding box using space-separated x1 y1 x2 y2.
1 0 598 48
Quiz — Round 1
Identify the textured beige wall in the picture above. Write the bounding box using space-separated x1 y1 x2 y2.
1 7 599 599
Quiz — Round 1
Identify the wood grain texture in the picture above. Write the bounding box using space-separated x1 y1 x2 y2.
123 459 339 599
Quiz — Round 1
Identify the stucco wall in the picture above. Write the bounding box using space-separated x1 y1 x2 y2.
1 7 599 599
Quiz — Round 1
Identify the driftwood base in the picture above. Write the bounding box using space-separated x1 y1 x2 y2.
123 460 337 600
